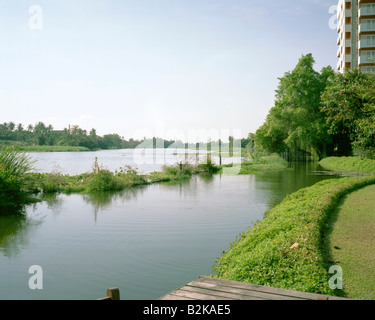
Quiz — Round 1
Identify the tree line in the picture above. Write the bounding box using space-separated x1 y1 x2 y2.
254 54 375 160
0 122 252 151
0 122 144 150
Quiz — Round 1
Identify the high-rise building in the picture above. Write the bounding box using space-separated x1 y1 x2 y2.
337 0 375 73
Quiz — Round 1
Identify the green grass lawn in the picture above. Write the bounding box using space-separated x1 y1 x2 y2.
324 184 375 300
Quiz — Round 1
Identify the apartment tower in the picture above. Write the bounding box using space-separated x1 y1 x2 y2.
337 0 375 73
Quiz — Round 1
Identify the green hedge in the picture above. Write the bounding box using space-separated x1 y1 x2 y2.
319 157 375 174
213 175 375 296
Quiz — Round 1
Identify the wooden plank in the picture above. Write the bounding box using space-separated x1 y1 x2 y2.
185 280 306 300
167 289 236 300
193 277 327 300
160 294 196 300
161 276 351 300
200 276 350 300
179 285 272 300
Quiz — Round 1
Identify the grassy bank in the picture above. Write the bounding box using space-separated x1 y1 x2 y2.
319 157 375 174
239 154 289 174
212 175 375 296
20 145 91 152
220 154 289 175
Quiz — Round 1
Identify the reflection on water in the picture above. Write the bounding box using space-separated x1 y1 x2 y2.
0 207 44 258
0 161 336 300
81 187 148 222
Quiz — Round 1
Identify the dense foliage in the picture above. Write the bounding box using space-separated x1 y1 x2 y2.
321 69 375 157
255 54 375 159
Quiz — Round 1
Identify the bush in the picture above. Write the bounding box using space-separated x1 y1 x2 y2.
0 146 35 207
198 156 221 174
89 169 123 192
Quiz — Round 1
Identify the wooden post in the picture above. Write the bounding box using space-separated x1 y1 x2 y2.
196 142 199 165
107 287 120 300
185 143 188 163
219 139 222 166
97 287 120 300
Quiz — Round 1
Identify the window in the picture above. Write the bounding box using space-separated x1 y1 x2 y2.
362 19 375 31
361 66 375 73
362 51 375 58
362 35 375 47
362 4 375 14
361 51 375 64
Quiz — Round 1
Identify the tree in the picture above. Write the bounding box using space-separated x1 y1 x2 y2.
255 54 336 159
33 122 53 145
321 69 375 156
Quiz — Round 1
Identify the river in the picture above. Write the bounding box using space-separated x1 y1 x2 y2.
0 149 335 300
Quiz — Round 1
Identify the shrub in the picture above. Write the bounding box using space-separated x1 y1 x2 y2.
89 169 123 192
0 146 35 207
198 156 221 174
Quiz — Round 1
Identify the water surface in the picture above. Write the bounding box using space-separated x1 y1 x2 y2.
0 151 335 300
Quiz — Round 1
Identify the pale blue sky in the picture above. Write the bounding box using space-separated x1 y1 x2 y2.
0 0 338 141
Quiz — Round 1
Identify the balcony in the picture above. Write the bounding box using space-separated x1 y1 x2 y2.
361 66 375 73
359 20 375 33
359 53 375 65
359 5 375 17
359 39 375 49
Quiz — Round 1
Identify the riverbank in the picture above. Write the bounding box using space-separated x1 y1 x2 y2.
319 156 375 175
213 173 375 297
21 145 91 152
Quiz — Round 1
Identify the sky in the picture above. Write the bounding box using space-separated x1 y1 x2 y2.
0 0 339 142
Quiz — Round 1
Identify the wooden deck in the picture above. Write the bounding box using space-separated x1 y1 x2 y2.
159 276 349 300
